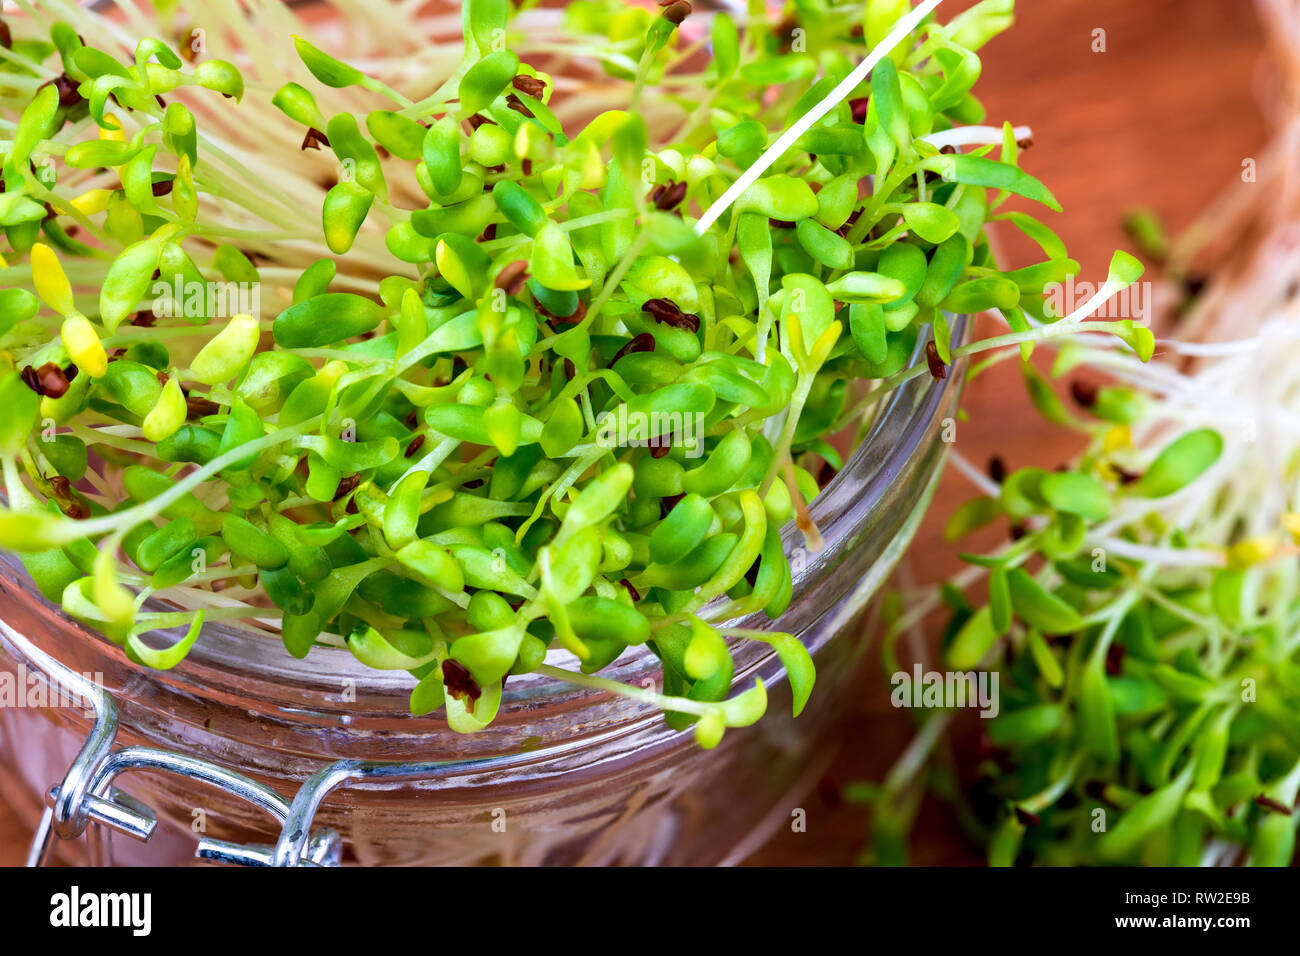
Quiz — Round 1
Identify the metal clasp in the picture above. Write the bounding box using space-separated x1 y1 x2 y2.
1 620 344 867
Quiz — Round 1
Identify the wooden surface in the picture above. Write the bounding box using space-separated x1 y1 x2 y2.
0 0 1270 866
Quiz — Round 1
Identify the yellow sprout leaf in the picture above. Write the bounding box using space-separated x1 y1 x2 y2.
787 311 808 369
31 243 76 316
61 313 107 378
809 320 842 369
99 116 126 142
1227 534 1280 571
514 123 542 162
71 189 114 216
190 313 260 385
1284 513 1300 545
1103 425 1132 454
578 142 606 190
435 240 474 300
92 547 135 629
142 376 187 442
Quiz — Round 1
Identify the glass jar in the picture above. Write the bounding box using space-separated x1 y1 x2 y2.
2 0 966 866
0 323 962 866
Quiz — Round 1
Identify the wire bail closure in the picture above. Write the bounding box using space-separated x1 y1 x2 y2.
2 619 343 867
3 617 528 866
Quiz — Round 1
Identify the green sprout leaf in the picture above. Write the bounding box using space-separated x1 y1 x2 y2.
273 293 385 348
1006 569 1083 633
1131 429 1223 498
927 154 1062 212
293 35 364 88
1040 471 1110 522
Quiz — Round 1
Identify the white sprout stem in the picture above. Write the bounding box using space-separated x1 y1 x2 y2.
396 436 460 485
40 417 323 544
883 707 952 794
952 298 1300 589
1087 538 1225 569
948 448 1002 498
1153 318 1300 355
693 0 945 235
920 124 1032 150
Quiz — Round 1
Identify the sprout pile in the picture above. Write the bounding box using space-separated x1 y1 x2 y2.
864 323 1300 864
0 0 1147 745
860 0 1300 862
